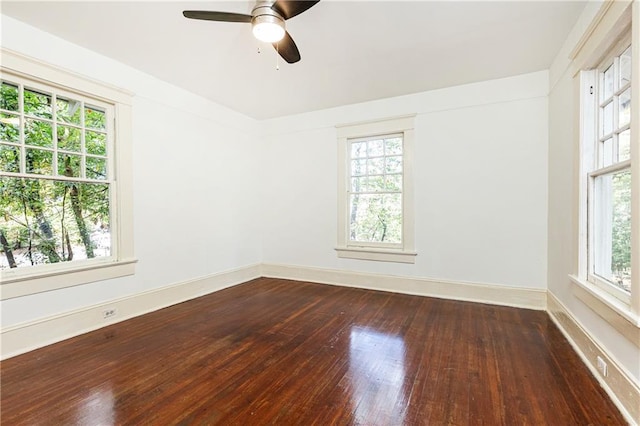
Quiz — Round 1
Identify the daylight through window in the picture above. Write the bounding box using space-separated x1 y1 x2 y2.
587 43 632 300
349 134 404 246
0 77 113 271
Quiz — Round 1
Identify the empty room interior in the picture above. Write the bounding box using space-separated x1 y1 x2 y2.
0 0 639 424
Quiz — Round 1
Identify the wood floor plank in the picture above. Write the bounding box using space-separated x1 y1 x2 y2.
0 278 627 425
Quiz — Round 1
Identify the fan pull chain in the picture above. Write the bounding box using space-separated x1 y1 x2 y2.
276 43 280 70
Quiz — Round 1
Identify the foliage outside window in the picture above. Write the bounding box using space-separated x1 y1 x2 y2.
348 134 404 246
0 78 112 271
587 44 632 301
336 115 416 263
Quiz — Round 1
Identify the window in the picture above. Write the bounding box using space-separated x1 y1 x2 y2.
581 41 633 304
348 134 403 245
0 50 134 299
569 0 639 346
336 115 416 263
1 79 112 266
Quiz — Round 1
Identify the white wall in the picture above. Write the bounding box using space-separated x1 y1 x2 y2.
0 16 262 327
547 2 640 383
260 71 549 290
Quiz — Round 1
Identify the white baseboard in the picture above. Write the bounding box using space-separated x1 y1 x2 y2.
0 263 261 360
2 261 636 424
261 263 547 310
547 291 640 425
1 262 543 360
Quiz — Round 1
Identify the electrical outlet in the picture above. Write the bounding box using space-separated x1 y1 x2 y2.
596 356 608 377
103 308 117 319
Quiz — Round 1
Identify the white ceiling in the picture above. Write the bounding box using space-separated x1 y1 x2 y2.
1 1 585 120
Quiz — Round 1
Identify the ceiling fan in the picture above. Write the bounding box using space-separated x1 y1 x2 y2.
183 1 320 64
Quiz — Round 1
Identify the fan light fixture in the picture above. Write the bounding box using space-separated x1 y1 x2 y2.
182 0 322 64
252 14 285 42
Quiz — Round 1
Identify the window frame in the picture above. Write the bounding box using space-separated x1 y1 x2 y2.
571 0 639 338
335 115 416 263
584 37 633 304
0 49 135 300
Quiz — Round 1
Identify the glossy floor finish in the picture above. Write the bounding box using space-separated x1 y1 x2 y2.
1 278 626 425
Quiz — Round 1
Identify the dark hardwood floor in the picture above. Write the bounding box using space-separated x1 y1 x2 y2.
0 278 626 425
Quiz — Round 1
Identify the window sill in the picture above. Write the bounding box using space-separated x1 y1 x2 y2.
335 247 417 264
569 274 640 347
1 258 137 300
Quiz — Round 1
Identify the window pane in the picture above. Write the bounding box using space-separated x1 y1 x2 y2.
0 82 19 112
385 137 402 155
24 88 52 119
619 46 631 87
25 148 53 175
0 144 20 173
56 97 81 125
86 157 107 180
367 158 384 175
0 113 20 143
618 88 630 127
57 125 81 152
351 159 367 176
349 193 402 244
385 156 402 174
368 175 385 192
86 131 106 156
85 106 106 130
618 129 630 162
367 139 384 157
25 119 53 148
0 177 111 269
601 138 613 167
385 174 402 191
58 153 81 177
602 65 614 101
351 176 368 192
601 102 613 137
351 141 367 159
593 169 631 293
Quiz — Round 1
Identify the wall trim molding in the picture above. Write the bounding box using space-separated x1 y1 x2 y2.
1 263 547 360
568 1 615 61
547 291 640 425
6 263 636 424
570 275 640 347
261 263 547 310
0 263 261 360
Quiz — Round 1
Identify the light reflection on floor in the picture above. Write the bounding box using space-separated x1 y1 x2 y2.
348 326 407 425
76 386 115 426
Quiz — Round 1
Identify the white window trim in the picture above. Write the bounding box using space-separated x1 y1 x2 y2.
633 1 640 320
571 1 639 339
335 114 416 263
583 51 632 304
0 49 136 300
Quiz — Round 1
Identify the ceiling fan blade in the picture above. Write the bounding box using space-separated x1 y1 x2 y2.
271 1 320 20
182 10 252 23
273 31 301 64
